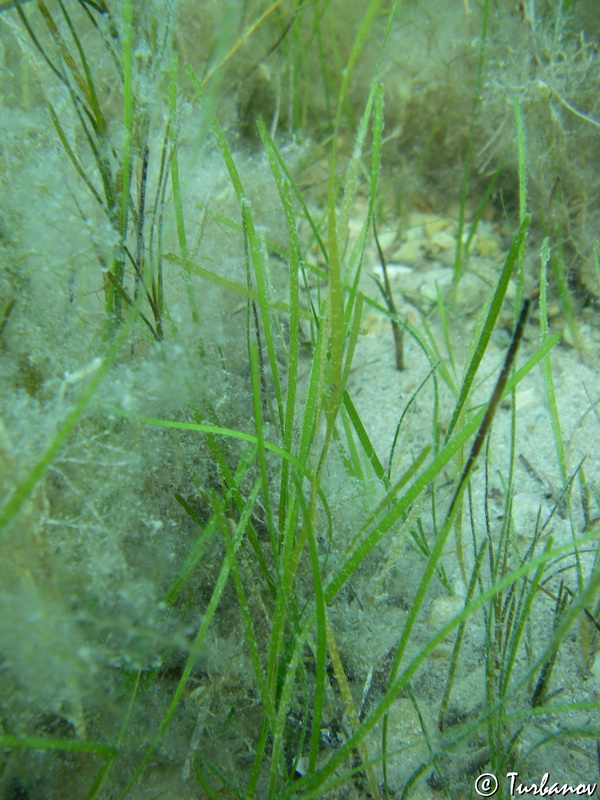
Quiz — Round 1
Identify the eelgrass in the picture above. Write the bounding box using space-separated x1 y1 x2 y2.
108 202 565 800
1 2 600 799
7 0 175 339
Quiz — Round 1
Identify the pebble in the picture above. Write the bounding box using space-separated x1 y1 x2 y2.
415 267 453 301
405 212 430 240
366 697 434 788
390 240 427 267
563 321 587 348
473 233 501 259
363 209 509 320
386 212 505 276
431 230 457 252
376 229 398 252
425 230 457 266
591 651 600 684
372 262 412 282
428 594 464 630
361 312 387 336
424 215 454 239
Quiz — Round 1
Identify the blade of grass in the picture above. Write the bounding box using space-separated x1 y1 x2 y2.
186 65 285 431
288 525 600 798
513 96 527 315
452 0 491 291
0 734 115 758
56 0 104 133
538 238 583 589
342 390 389 489
166 252 311 320
47 102 103 206
114 0 133 317
0 296 145 535
445 214 530 444
257 117 301 530
538 237 567 487
325 326 560 605
250 340 277 561
117 480 260 800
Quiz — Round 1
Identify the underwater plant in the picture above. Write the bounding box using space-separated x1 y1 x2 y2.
0 1 599 798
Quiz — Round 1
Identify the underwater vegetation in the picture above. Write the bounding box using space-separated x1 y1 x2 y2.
0 0 600 797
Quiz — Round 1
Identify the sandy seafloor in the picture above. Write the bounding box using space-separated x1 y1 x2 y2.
306 208 600 798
